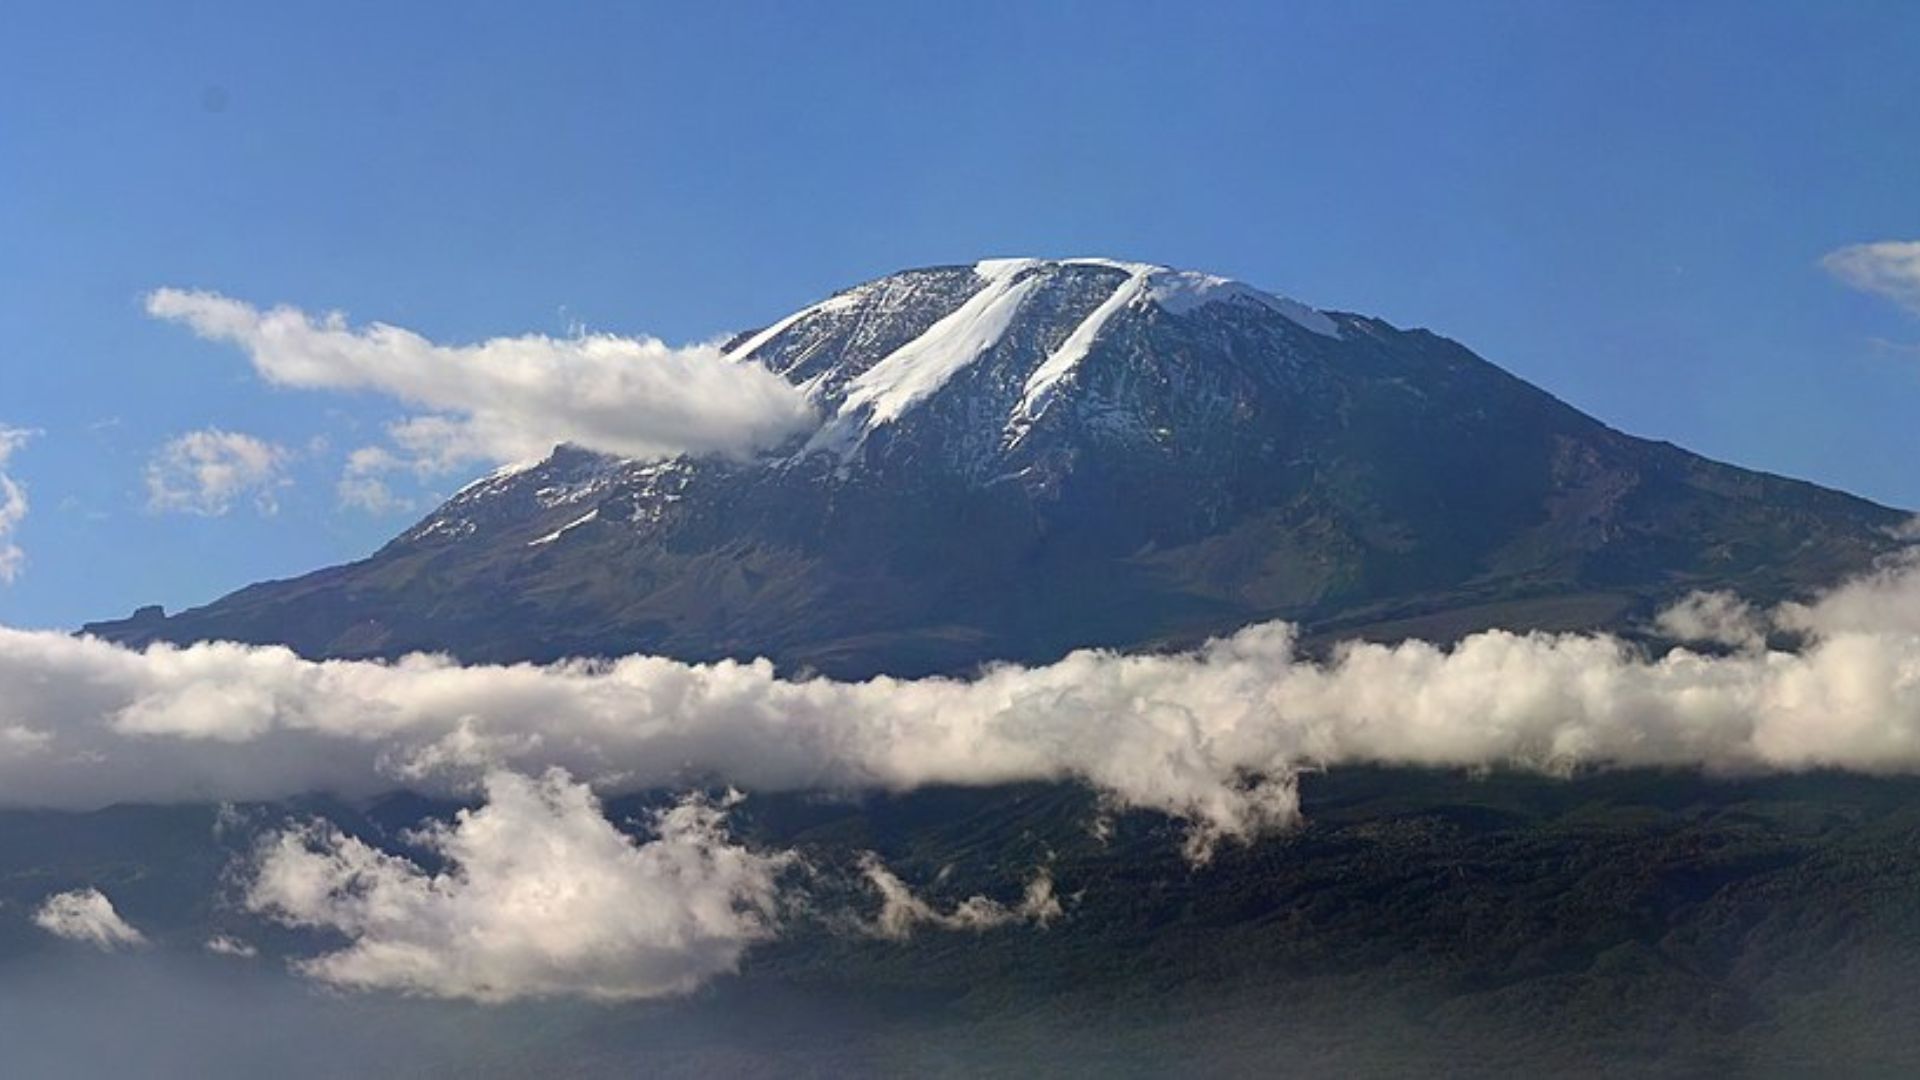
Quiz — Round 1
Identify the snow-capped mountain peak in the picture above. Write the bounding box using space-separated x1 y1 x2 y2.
94 257 1905 681
726 257 1343 464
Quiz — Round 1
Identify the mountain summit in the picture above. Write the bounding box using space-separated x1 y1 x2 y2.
726 256 1343 469
92 258 1904 674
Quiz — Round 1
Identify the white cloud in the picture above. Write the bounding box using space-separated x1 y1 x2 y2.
145 429 290 516
1654 590 1767 651
32 888 147 950
204 934 258 958
335 475 412 515
6 562 1920 998
144 289 818 476
858 854 1062 941
245 770 788 1002
1822 240 1920 316
335 446 416 515
0 723 52 757
0 426 34 584
0 557 1912 847
1775 550 1920 638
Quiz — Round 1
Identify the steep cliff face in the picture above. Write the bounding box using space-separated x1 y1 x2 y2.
89 258 1904 676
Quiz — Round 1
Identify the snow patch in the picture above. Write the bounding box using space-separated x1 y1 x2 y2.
723 285 871 363
1011 266 1153 433
528 508 600 547
1054 256 1162 276
1004 258 1335 338
1145 270 1339 337
448 458 542 502
810 259 1045 453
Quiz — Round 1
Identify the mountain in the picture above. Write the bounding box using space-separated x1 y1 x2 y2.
89 257 1904 675
41 258 1920 1075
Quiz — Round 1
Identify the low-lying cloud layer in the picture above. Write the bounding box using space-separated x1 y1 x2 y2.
6 556 1920 833
10 554 1920 999
144 289 816 477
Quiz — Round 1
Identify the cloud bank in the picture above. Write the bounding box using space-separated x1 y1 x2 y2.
145 429 290 516
8 556 1920 999
32 889 147 950
5 557 1920 838
1823 240 1920 316
144 289 817 476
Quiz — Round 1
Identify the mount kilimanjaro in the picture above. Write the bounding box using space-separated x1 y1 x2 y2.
90 257 1904 675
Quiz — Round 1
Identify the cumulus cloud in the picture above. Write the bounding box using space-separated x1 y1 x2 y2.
0 426 33 583
1775 553 1920 639
1823 240 1920 316
144 289 817 476
32 888 148 950
245 769 788 1002
145 429 290 516
858 854 1062 941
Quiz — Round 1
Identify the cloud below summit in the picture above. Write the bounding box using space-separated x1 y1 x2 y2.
144 288 817 476
9 555 1920 999
4 555 1920 837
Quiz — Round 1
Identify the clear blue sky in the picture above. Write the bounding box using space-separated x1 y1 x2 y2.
2 0 1918 629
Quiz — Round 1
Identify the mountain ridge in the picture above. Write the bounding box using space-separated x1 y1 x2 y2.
88 258 1908 675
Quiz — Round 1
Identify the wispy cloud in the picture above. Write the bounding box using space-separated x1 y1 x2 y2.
144 289 818 477
857 854 1061 941
0 426 32 583
145 428 290 516
1821 240 1920 316
204 934 258 958
334 447 417 515
33 888 148 950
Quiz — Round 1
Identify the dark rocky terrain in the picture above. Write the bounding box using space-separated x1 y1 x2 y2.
11 768 1920 1077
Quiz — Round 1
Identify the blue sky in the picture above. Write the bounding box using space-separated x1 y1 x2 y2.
2 0 1918 629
